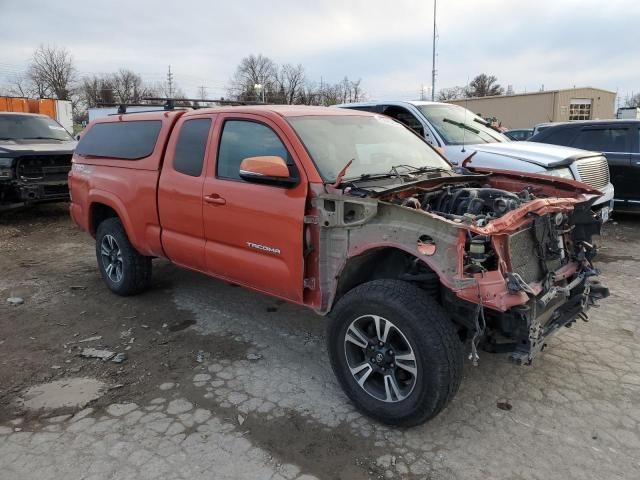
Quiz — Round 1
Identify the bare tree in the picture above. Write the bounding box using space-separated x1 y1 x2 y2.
28 45 76 100
16 68 51 98
350 79 364 103
277 64 305 104
625 93 640 108
79 75 116 108
112 69 140 104
229 54 278 102
331 77 365 104
7 73 36 97
111 69 156 104
227 54 366 106
296 82 321 105
155 81 185 101
467 74 504 98
320 83 342 106
437 86 468 101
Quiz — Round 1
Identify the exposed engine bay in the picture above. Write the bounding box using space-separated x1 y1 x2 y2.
394 184 534 225
343 172 559 226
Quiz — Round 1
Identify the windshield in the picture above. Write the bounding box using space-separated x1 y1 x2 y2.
0 114 72 141
417 104 508 146
288 114 451 181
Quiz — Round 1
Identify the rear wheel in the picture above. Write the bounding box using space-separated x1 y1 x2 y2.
327 279 463 427
95 218 151 296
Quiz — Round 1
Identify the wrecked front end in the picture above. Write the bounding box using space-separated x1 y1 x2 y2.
443 193 609 364
313 170 609 364
0 153 72 210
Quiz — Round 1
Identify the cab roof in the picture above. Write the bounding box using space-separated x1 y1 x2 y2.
97 105 374 122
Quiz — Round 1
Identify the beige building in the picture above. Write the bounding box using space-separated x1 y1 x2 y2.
448 87 616 129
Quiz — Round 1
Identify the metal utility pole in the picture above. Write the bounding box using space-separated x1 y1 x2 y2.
198 86 207 101
167 65 174 98
431 0 437 101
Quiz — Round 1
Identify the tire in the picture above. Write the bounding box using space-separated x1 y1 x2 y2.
327 279 464 427
95 217 152 296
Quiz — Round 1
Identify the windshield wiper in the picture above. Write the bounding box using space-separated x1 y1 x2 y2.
391 164 448 174
355 165 448 183
442 118 480 135
331 158 354 187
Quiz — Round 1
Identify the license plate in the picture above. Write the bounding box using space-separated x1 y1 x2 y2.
599 206 610 223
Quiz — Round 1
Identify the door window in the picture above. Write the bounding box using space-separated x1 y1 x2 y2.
541 127 579 146
572 128 629 153
76 121 161 159
217 120 294 181
381 106 424 136
173 118 211 177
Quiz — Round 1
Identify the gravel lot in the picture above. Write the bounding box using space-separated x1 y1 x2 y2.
1 204 639 480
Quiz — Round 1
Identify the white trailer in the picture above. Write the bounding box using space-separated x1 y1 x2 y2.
617 107 640 120
55 100 73 133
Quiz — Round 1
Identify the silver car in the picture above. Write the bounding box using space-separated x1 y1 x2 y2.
337 101 614 221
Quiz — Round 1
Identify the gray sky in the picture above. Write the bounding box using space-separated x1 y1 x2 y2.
1 0 638 101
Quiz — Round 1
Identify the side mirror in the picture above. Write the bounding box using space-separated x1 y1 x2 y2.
239 156 296 186
75 134 81 141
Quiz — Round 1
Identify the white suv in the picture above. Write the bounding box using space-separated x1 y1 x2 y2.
337 101 614 221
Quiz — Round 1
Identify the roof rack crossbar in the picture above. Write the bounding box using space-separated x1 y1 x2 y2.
96 98 268 115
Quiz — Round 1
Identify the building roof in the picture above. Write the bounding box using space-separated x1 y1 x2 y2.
449 87 617 102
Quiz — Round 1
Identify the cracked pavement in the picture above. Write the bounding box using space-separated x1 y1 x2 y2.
1 206 639 479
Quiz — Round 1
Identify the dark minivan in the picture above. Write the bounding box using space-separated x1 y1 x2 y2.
530 120 640 211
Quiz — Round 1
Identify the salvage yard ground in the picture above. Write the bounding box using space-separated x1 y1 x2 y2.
0 204 639 480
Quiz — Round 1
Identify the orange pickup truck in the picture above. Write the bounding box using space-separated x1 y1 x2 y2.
69 105 608 426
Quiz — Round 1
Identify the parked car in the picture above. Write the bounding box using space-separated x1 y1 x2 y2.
0 112 76 210
532 122 560 136
337 101 614 221
504 128 533 141
69 106 608 426
530 120 640 212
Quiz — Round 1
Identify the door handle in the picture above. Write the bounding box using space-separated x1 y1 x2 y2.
204 193 226 205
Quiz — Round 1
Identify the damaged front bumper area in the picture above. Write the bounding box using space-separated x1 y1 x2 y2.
448 201 610 364
0 154 71 210
502 264 609 364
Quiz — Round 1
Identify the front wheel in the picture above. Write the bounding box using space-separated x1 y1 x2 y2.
95 217 152 296
327 279 464 427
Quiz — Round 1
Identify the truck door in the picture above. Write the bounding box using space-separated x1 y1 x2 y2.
158 114 214 271
202 114 308 302
570 126 632 204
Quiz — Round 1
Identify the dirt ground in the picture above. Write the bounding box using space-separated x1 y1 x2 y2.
0 203 235 419
1 203 639 480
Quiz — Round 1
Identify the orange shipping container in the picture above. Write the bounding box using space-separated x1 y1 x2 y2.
0 97 29 113
0 96 57 118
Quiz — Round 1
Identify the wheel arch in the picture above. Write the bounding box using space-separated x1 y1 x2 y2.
87 190 136 245
330 246 442 311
